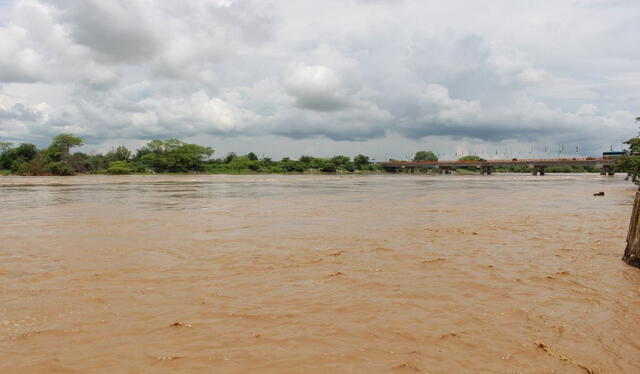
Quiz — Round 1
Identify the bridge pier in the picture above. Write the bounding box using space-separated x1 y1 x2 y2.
600 165 615 176
531 166 546 176
439 166 452 174
480 166 493 175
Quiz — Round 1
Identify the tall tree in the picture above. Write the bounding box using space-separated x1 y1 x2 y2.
353 154 371 170
109 145 132 161
51 134 83 154
617 116 640 181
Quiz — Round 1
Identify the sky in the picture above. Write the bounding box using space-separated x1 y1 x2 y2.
0 0 639 161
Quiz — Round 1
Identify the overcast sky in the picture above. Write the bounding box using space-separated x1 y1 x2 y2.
1 0 639 160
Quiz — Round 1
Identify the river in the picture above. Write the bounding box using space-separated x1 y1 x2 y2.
1 174 639 373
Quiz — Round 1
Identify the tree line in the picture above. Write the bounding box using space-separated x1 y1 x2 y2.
0 132 630 176
0 134 381 175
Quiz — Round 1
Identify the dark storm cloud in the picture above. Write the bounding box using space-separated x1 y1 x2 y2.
54 0 160 63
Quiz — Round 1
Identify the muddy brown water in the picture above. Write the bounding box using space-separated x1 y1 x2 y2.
1 174 640 373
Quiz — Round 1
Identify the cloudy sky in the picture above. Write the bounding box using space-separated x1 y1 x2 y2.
0 0 639 160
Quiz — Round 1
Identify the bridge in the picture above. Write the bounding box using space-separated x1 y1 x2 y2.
379 157 617 176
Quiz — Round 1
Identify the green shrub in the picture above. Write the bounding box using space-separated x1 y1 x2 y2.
107 161 132 174
46 161 75 176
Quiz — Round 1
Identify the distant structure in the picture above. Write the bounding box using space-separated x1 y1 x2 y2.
379 157 616 176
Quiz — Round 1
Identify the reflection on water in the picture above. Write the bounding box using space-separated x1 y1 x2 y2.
1 174 640 373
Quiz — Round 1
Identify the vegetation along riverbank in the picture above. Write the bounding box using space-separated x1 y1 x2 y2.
0 133 634 176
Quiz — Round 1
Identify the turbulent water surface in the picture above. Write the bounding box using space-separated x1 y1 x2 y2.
1 174 640 373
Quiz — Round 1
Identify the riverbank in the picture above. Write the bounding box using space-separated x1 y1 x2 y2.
0 168 607 177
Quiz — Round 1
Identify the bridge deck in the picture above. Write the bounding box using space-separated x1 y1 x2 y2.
379 157 616 168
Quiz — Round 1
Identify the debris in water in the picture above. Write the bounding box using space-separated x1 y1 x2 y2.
392 362 422 372
170 322 191 327
534 340 568 361
534 340 595 373
593 192 604 196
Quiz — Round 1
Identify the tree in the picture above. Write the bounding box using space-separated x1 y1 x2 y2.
354 154 371 170
0 142 12 153
458 155 482 161
13 143 38 161
51 134 83 154
224 152 237 163
0 142 13 170
106 145 131 162
618 116 640 182
331 155 350 167
136 139 214 172
299 155 314 165
280 157 305 172
413 151 438 161
0 142 40 173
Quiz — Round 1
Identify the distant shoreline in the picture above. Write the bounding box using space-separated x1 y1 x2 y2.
0 169 610 177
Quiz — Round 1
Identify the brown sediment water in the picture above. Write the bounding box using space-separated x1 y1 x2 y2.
1 173 639 373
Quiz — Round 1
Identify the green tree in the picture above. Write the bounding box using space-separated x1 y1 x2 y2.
299 155 314 165
13 143 38 161
1 142 38 174
331 155 350 167
136 139 214 172
224 152 237 163
617 116 640 181
41 134 84 175
247 152 258 161
413 151 438 161
353 154 370 170
458 155 482 161
106 145 132 162
51 134 83 154
0 142 13 170
0 142 12 153
280 157 305 172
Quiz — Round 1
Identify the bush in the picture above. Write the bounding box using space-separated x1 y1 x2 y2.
107 161 132 174
46 161 75 176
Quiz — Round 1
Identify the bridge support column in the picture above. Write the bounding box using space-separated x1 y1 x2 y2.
480 166 492 175
531 166 546 176
439 166 452 174
600 165 615 176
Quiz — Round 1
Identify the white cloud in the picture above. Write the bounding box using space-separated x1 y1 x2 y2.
0 0 638 157
283 62 353 112
0 25 46 82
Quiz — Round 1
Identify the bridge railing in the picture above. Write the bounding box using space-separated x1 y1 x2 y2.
380 157 611 165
